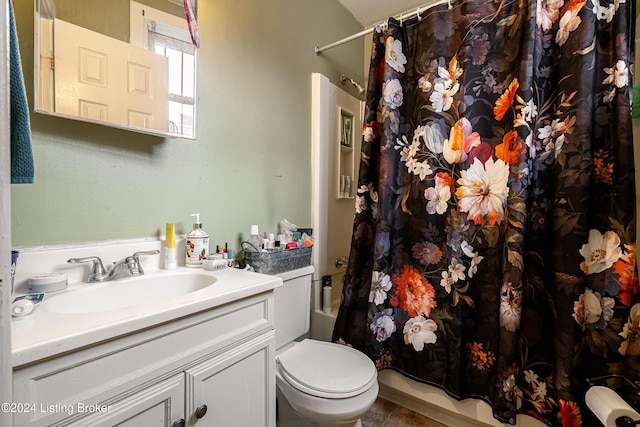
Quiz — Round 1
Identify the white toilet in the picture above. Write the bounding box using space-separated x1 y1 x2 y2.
274 266 378 427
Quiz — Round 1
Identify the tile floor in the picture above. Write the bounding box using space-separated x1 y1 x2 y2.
362 397 448 427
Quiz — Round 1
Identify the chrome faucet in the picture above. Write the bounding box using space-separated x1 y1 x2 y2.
107 250 160 280
68 250 160 283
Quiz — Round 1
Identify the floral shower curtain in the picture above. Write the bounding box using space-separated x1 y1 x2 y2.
332 0 637 425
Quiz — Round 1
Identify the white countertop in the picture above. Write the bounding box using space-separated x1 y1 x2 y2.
12 267 282 367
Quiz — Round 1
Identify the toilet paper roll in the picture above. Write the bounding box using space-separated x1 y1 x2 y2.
585 386 640 427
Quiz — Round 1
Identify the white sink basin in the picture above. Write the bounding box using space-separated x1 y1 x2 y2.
45 272 217 314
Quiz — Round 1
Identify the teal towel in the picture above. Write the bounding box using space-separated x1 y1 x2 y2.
9 0 34 184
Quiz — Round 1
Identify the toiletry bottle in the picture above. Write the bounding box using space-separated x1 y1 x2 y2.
164 223 177 270
322 275 333 314
186 213 209 268
246 225 263 252
266 233 276 250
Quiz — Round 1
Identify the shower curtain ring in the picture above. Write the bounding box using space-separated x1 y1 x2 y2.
448 0 453 10
416 8 421 21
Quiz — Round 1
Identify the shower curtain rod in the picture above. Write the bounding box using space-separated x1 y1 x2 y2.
315 0 452 54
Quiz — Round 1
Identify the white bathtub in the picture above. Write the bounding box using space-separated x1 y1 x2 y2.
310 278 544 427
310 272 343 342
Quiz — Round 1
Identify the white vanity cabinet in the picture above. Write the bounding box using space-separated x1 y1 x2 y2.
185 333 273 427
12 291 276 427
65 374 186 427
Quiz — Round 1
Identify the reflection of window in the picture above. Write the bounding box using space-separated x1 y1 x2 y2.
147 21 195 136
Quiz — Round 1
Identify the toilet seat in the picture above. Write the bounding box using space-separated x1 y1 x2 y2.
276 339 377 399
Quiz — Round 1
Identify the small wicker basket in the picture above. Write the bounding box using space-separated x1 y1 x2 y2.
242 242 312 274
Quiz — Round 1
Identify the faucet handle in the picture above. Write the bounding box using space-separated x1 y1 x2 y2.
130 250 160 275
132 250 160 257
67 256 108 282
335 256 349 269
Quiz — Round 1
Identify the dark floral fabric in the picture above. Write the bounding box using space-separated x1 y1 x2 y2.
332 0 637 425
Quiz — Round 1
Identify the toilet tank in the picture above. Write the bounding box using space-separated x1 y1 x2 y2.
274 266 314 351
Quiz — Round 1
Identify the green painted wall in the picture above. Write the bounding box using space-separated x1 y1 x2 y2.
12 0 365 252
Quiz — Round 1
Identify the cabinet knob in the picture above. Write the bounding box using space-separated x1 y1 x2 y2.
172 419 185 427
195 404 208 419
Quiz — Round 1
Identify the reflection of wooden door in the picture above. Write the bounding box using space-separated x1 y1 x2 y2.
53 19 169 132
37 18 54 113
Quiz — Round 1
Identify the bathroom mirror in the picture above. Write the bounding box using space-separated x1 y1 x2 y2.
34 0 197 139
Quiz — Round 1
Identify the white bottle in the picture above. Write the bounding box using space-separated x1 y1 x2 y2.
323 286 332 314
185 213 209 268
266 233 275 250
246 225 263 252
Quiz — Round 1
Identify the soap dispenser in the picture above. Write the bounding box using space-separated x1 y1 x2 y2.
185 213 209 268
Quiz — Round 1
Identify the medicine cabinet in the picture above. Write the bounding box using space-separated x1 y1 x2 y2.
34 0 198 139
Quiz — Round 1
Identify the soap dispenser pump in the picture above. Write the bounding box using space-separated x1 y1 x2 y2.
185 213 209 268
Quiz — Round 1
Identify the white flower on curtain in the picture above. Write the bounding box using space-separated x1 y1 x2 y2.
603 60 629 88
572 288 614 330
455 157 510 225
619 303 640 355
555 2 584 46
385 37 407 73
369 271 393 305
403 316 438 351
500 282 522 333
590 0 626 23
383 79 404 109
578 229 622 274
536 0 563 30
430 80 459 112
424 183 451 214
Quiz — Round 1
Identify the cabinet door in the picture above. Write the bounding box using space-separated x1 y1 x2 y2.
64 374 185 427
185 334 275 427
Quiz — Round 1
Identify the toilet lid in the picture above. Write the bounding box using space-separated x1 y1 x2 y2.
276 339 377 398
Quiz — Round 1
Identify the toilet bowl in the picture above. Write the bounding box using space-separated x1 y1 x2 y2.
274 267 378 426
275 339 378 426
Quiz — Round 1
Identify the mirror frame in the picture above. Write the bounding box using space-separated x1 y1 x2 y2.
33 0 198 139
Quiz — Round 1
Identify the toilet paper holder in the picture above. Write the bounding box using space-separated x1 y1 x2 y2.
615 416 640 426
587 375 640 426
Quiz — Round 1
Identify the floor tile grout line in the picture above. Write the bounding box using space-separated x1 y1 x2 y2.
380 411 392 426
